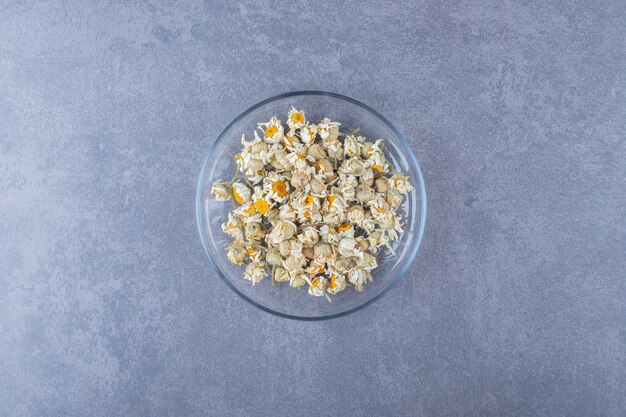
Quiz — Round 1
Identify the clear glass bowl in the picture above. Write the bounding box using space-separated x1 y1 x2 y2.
196 91 426 320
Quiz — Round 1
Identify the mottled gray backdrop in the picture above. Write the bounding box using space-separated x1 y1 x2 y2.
1 1 624 416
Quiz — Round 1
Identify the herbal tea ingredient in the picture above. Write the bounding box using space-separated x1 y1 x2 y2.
211 108 414 300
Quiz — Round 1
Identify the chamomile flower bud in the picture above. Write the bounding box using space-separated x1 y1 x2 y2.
355 185 375 202
274 267 289 283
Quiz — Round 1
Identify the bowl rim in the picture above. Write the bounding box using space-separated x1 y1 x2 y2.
196 90 427 320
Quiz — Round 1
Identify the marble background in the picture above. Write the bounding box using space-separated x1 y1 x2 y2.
1 1 624 416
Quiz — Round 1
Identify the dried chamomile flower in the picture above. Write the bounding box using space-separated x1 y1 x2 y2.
355 184 375 202
266 220 297 245
361 141 375 158
302 246 315 260
337 237 362 258
319 225 339 244
313 242 334 263
344 135 362 157
361 213 378 234
242 133 269 158
386 191 404 209
245 245 264 262
377 212 396 231
290 168 312 190
326 140 343 159
252 188 272 216
288 150 311 170
298 227 319 246
283 252 306 274
226 242 248 265
287 107 306 129
315 159 334 178
334 257 354 273
323 210 344 226
360 168 374 187
347 205 365 224
221 213 243 239
335 225 354 242
276 240 290 257
306 143 326 160
259 116 284 144
234 202 262 224
340 157 365 176
318 117 340 142
374 176 390 193
272 267 288 283
327 273 347 295
370 195 391 221
266 249 283 267
355 236 370 252
269 147 292 171
390 173 414 193
358 252 378 271
211 180 230 201
245 222 265 241
300 124 318 145
265 207 280 222
308 177 326 196
305 261 325 278
338 175 358 200
324 193 346 214
263 173 289 202
347 268 371 292
278 202 297 222
282 131 301 149
308 276 328 297
231 181 251 204
244 261 267 285
299 208 323 224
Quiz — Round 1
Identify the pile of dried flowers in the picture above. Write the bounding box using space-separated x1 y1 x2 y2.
211 108 413 301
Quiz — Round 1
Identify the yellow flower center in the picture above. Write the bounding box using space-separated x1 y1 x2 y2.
265 125 278 138
330 275 337 290
375 207 385 213
311 277 321 288
327 195 336 208
304 194 315 205
232 188 244 204
242 204 256 216
303 211 311 219
272 181 288 197
296 152 305 160
291 112 304 124
337 223 352 232
371 164 384 172
254 198 269 214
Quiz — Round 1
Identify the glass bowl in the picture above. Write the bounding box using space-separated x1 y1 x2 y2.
196 91 426 320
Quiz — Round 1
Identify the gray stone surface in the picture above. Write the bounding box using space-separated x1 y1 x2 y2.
1 1 624 416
